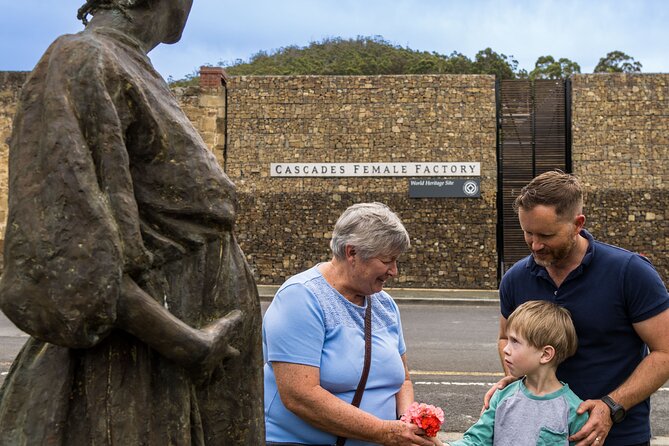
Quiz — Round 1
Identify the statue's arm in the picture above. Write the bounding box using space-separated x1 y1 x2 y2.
117 275 241 369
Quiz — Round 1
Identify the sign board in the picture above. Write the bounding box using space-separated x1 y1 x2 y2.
270 162 480 177
408 178 481 198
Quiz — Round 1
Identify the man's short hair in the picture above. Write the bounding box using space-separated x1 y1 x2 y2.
506 300 578 365
513 170 584 220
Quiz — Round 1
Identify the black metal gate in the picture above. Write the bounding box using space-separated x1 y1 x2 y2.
496 79 572 277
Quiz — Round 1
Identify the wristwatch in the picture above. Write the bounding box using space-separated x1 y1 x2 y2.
601 395 626 424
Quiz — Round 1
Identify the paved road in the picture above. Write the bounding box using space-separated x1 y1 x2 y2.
402 304 504 433
2 304 668 440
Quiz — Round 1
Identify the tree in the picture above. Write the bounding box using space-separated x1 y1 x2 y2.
442 51 475 74
472 48 519 80
529 55 581 79
594 51 642 73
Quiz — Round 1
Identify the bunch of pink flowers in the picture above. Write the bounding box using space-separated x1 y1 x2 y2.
400 402 445 437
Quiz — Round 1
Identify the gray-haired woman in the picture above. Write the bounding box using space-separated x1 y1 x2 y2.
0 0 263 444
263 203 434 446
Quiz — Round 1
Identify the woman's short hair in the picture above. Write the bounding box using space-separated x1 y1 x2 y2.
78 0 148 24
513 170 584 220
330 202 410 261
506 300 578 365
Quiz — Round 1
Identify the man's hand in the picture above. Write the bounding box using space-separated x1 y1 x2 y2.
482 375 517 412
568 399 613 446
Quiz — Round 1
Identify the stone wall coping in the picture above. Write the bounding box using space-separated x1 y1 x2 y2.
0 71 29 90
199 66 229 89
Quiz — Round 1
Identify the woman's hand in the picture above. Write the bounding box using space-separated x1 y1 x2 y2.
377 420 437 446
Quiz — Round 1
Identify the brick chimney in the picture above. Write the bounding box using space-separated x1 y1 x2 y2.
199 66 228 89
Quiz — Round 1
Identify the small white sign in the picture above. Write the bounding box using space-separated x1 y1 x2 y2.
409 178 481 198
270 162 480 177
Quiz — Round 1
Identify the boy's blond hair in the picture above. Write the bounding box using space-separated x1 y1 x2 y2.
506 300 578 365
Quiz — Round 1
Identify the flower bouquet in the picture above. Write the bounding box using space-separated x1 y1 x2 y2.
400 402 444 437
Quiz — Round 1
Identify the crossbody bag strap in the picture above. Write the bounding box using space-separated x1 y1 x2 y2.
335 297 373 446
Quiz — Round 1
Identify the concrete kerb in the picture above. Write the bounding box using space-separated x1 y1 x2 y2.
257 285 499 306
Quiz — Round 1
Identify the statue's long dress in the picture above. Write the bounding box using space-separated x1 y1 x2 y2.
0 27 264 445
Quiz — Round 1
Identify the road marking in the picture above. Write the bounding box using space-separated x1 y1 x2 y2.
416 381 497 386
411 370 505 377
414 380 669 393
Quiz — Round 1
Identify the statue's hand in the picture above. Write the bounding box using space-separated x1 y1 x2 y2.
199 309 243 373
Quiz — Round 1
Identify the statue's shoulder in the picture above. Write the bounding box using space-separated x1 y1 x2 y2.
29 30 125 90
47 30 106 58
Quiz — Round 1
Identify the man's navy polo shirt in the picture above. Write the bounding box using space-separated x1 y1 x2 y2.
500 229 669 445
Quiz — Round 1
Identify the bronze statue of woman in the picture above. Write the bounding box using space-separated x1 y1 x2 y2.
0 0 264 444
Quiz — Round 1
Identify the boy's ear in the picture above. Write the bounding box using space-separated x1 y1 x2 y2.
540 345 556 364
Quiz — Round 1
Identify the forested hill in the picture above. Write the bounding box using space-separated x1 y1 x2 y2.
223 36 521 79
169 36 640 85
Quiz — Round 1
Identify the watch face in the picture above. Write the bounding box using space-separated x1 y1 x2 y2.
602 396 626 424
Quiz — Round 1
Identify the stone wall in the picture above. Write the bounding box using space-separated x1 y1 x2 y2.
2 71 668 289
175 84 227 166
225 75 498 288
572 74 669 279
0 72 29 258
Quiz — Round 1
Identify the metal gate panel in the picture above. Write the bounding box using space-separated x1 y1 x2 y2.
534 80 568 173
498 79 570 275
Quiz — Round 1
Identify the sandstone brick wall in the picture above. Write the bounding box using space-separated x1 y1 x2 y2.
572 74 668 280
174 84 227 165
2 71 667 289
225 75 498 288
0 72 29 257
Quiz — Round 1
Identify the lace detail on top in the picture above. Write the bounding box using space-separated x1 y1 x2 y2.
304 274 399 331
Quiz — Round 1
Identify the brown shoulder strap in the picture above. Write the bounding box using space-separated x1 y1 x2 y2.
336 297 373 446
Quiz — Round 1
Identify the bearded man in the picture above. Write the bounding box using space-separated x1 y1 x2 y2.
488 170 669 446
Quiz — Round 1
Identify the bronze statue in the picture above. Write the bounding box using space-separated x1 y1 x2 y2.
0 0 264 444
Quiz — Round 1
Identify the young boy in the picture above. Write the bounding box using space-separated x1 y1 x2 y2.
436 300 588 446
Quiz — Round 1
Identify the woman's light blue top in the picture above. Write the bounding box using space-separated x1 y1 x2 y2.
263 265 408 445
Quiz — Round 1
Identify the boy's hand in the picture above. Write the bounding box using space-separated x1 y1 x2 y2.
427 436 444 446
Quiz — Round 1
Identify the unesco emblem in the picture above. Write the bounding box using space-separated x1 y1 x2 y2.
463 180 479 196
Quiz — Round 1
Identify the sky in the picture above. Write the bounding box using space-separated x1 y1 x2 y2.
1 0 668 82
